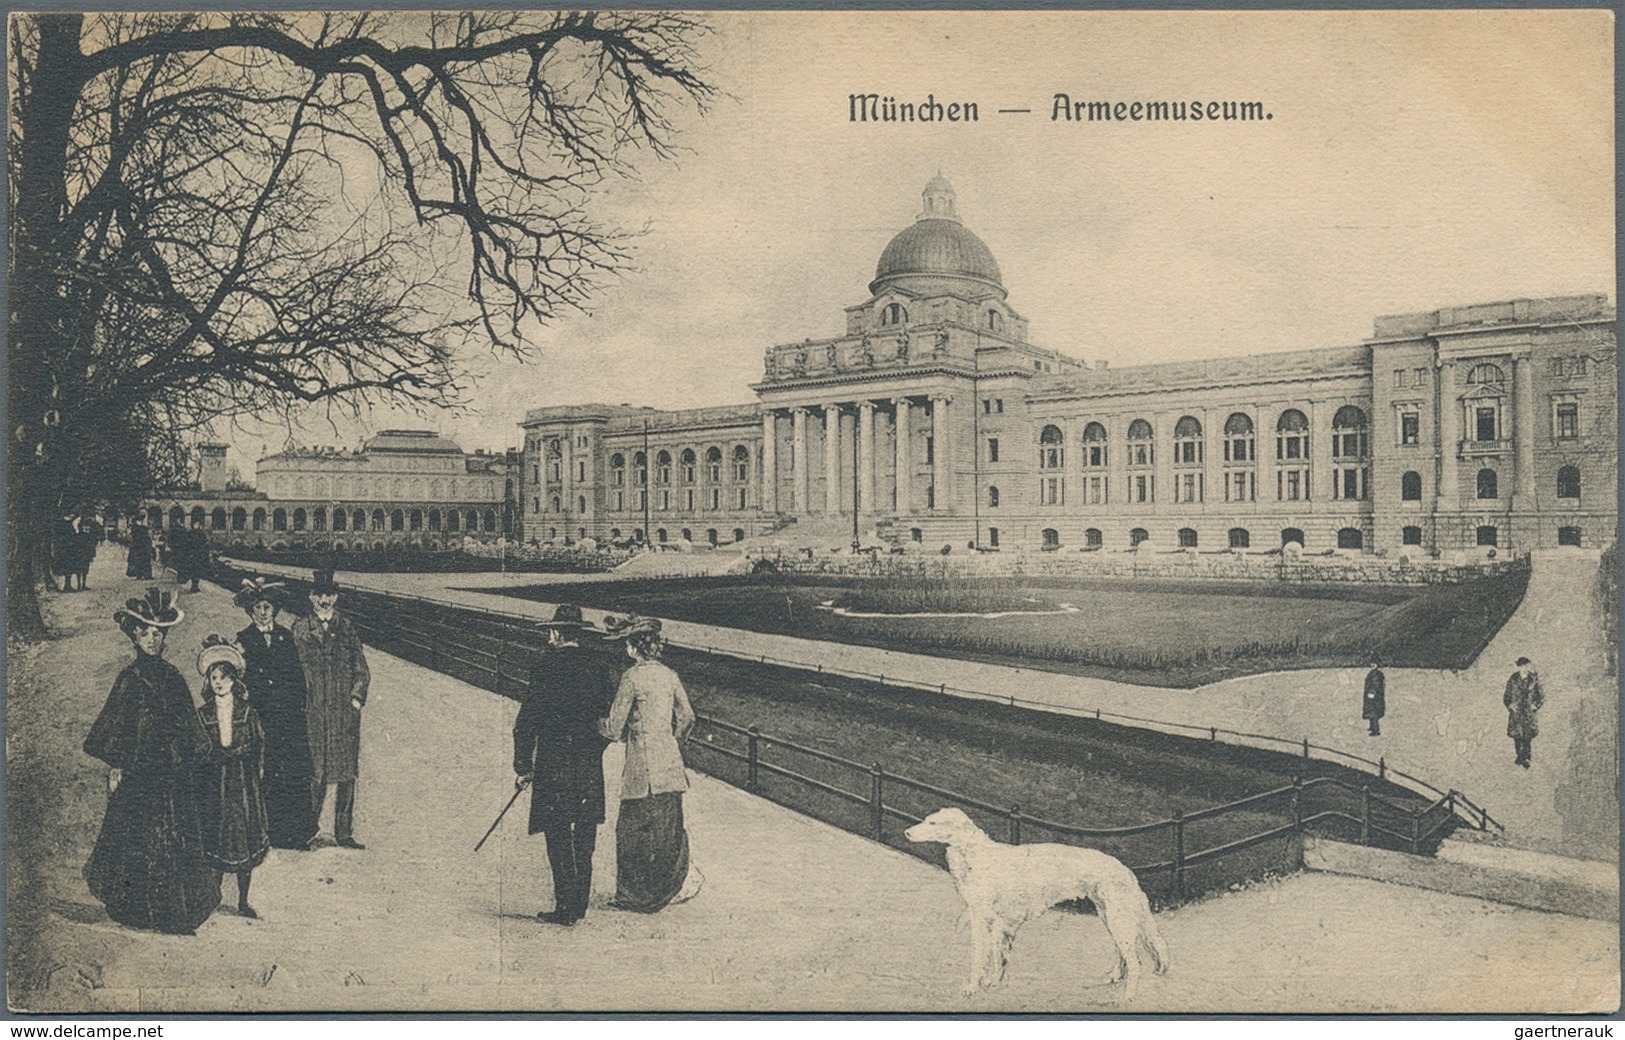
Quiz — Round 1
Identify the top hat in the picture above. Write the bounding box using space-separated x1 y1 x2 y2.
234 576 287 611
602 614 662 641
114 587 185 630
310 568 340 595
538 603 589 629
196 634 247 678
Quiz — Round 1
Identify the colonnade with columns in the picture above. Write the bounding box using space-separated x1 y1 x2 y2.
759 394 958 517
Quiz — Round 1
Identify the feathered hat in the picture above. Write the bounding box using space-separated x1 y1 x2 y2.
196 634 247 678
602 614 662 641
114 588 185 630
233 576 287 611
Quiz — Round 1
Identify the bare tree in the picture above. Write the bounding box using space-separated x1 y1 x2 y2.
8 11 714 636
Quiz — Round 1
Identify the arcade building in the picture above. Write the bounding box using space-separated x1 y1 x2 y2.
514 176 1615 555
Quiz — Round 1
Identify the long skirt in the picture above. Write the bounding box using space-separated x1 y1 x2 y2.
84 770 220 934
197 759 269 872
612 792 690 913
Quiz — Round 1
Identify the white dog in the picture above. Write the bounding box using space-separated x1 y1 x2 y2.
905 807 1169 996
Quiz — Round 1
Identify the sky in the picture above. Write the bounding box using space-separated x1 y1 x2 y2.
222 9 1614 480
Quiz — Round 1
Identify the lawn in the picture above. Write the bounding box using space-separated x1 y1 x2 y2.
477 569 1529 687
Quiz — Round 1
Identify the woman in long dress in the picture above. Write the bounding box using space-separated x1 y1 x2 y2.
83 589 219 935
599 616 701 912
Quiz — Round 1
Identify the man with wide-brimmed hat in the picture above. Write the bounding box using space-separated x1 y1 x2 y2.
512 603 618 925
235 577 319 850
292 568 371 849
1504 656 1545 769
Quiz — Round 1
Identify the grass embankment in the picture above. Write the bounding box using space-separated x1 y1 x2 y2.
223 545 615 574
480 569 1530 687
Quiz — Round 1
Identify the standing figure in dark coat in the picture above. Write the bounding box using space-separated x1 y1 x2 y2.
1362 655 1386 737
83 588 219 935
75 514 101 591
51 513 80 592
126 519 154 580
292 569 371 849
512 604 618 925
177 522 208 592
1504 656 1545 768
193 636 269 917
235 577 319 850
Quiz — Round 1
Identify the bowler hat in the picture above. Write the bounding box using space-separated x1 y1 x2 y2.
310 568 340 595
538 603 588 629
1515 656 1532 667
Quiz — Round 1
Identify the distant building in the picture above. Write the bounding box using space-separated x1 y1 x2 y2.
144 430 519 550
519 177 1617 555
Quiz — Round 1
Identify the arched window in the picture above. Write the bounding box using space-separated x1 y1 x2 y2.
1337 528 1364 550
1281 527 1304 548
610 453 626 488
427 510 440 531
656 450 672 485
1402 526 1423 546
987 486 1000 508
733 445 750 482
1081 422 1108 468
1401 471 1422 501
211 507 227 530
733 528 746 543
372 508 386 532
881 302 908 326
1129 528 1149 547
352 509 366 532
1173 416 1203 464
446 510 459 532
391 509 404 531
190 506 206 528
1228 528 1250 550
1476 525 1499 547
1178 528 1198 548
1557 465 1581 500
484 510 497 532
1466 363 1506 385
681 528 693 543
1224 413 1255 462
169 506 185 528
577 496 587 514
634 451 648 486
333 510 349 533
1038 425 1064 468
231 508 247 531
657 528 668 543
1126 419 1154 466
272 508 287 532
610 528 623 541
707 529 719 546
410 509 423 531
1275 409 1309 458
465 509 478 531
1084 528 1103 548
1476 468 1498 500
1041 528 1061 550
1332 406 1369 459
984 309 1003 332
680 448 697 484
706 446 723 483
550 496 561 513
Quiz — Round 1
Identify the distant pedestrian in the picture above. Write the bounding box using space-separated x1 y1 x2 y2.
126 518 154 580
83 589 218 935
75 513 101 591
512 604 618 925
1504 657 1544 768
292 569 371 849
599 615 701 913
51 512 80 592
1362 655 1386 737
193 636 269 918
236 578 319 850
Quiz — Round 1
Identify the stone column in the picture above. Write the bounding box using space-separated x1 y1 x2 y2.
792 407 809 514
1513 355 1536 502
761 411 778 514
894 397 912 514
933 395 952 511
1436 362 1458 504
824 405 841 514
859 401 876 515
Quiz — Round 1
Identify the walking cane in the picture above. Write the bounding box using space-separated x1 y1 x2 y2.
475 779 528 852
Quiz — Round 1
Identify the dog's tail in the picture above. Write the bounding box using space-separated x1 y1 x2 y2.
1139 914 1171 976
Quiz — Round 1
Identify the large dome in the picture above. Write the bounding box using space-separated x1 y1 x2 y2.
869 178 1004 297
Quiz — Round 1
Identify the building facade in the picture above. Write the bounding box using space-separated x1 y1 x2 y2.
146 430 518 550
524 176 1615 555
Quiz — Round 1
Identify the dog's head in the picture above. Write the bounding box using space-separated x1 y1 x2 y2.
905 807 984 846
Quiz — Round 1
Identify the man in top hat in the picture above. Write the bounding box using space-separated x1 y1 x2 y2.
292 569 371 848
236 577 319 849
1504 656 1545 769
512 604 618 925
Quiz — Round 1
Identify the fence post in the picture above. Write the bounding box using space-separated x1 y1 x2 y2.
1209 727 1217 741
1291 776 1304 832
869 764 884 841
1302 737 1310 762
1361 786 1372 845
746 728 760 792
1007 805 1022 845
1172 810 1187 900
1378 756 1386 780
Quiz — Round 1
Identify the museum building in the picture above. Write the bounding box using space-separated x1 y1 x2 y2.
519 177 1617 555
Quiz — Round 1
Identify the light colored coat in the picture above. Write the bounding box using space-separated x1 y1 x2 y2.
602 660 695 799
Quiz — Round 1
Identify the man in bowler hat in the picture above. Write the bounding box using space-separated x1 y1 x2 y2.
292 569 371 848
1504 656 1544 768
512 604 618 924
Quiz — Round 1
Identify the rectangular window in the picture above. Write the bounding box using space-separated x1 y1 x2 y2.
1551 357 1566 376
577 461 586 481
1401 413 1419 445
1394 369 1407 388
1414 367 1428 386
550 463 561 482
1573 356 1587 376
996 400 1004 413
1134 475 1148 503
615 492 624 511
660 490 670 511
988 527 999 547
1341 469 1359 500
1557 403 1579 440
736 488 747 509
1087 445 1104 467
983 399 992 415
1087 477 1103 504
987 438 999 463
925 437 934 465
1476 407 1497 442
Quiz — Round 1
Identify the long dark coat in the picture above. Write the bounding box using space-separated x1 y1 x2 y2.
83 653 220 934
1504 670 1545 740
195 696 269 871
292 610 371 783
1362 667 1386 721
239 622 319 847
126 524 153 580
512 643 618 832
50 517 78 578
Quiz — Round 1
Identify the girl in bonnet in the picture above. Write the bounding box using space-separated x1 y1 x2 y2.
195 636 270 918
